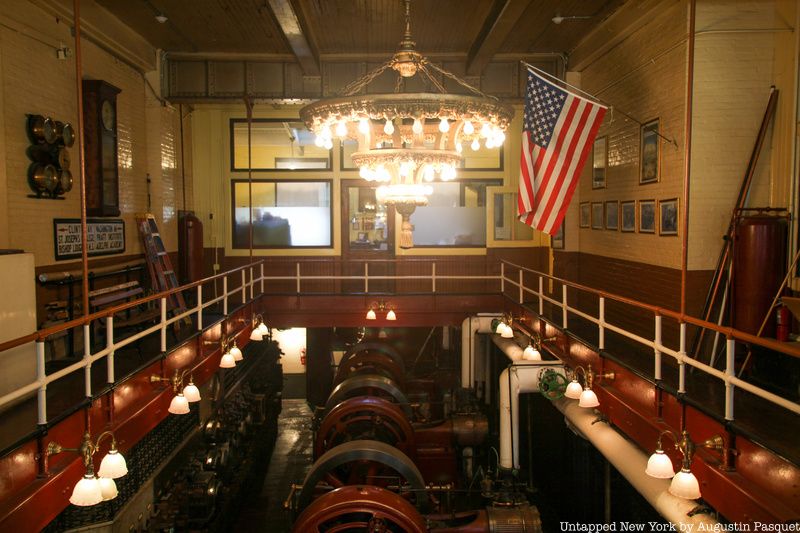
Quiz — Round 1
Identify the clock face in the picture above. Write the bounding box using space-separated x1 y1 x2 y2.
101 100 115 131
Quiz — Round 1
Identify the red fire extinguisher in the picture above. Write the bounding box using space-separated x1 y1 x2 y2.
300 348 307 366
776 304 790 342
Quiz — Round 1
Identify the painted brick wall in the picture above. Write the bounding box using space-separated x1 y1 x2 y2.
0 3 191 267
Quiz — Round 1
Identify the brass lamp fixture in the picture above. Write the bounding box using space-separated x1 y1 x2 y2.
299 0 513 248
563 364 615 408
219 337 238 369
366 301 397 321
492 314 515 339
250 314 269 341
47 430 128 506
150 368 202 414
523 335 542 361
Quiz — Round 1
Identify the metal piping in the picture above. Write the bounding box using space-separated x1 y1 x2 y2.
460 314 502 389
680 0 696 316
72 0 90 320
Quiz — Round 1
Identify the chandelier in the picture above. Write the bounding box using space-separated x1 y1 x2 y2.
300 0 514 247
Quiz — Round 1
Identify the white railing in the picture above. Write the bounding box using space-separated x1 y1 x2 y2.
500 260 800 421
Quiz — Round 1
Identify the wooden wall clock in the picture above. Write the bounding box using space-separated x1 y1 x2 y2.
82 79 121 216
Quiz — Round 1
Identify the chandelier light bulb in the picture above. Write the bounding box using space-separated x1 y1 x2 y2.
384 119 395 135
321 125 332 139
495 129 506 145
98 448 128 479
70 474 102 506
438 117 450 133
183 381 201 402
669 469 702 500
168 392 191 415
463 120 474 135
335 120 348 137
357 118 370 135
442 165 457 181
456 142 463 154
471 138 480 151
485 137 495 149
323 138 333 150
98 477 118 501
230 344 243 361
645 449 676 479
377 165 391 182
480 122 492 137
412 118 423 134
314 135 324 148
423 165 435 181
366 308 377 320
565 379 583 399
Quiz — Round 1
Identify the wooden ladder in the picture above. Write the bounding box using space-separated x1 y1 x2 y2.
136 214 190 328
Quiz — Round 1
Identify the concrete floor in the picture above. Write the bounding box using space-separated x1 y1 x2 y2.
236 399 314 532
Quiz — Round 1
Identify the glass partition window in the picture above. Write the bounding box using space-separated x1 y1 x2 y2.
347 187 390 251
493 192 534 241
410 181 499 246
231 119 331 171
232 180 332 248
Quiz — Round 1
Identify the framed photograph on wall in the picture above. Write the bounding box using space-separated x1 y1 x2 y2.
592 136 607 189
579 202 590 228
605 201 619 230
551 223 565 249
659 198 679 236
639 199 656 233
621 201 636 232
640 119 660 184
591 202 604 229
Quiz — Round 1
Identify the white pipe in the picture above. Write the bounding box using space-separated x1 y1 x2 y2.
554 398 721 529
460 315 501 389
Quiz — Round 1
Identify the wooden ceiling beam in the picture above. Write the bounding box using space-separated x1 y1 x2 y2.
267 0 320 76
466 0 534 76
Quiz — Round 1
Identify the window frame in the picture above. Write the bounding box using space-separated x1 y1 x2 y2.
229 118 332 172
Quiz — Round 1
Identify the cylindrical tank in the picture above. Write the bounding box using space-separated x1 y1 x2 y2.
732 215 787 336
178 211 204 283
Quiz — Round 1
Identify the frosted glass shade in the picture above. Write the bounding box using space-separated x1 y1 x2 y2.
99 477 118 501
500 323 514 338
565 380 583 399
645 450 675 479
366 309 377 320
250 328 263 341
220 351 236 368
98 449 128 479
578 388 600 408
257 322 269 335
168 393 190 415
70 474 102 506
230 345 243 361
523 345 541 361
386 309 397 321
183 382 201 403
669 469 701 499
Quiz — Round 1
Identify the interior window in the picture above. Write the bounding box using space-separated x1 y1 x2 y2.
493 192 534 241
231 119 331 171
410 181 499 246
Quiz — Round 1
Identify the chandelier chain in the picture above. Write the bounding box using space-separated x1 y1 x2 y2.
416 61 448 93
424 61 496 100
339 59 395 96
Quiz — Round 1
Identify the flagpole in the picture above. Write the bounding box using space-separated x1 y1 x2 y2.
520 60 678 148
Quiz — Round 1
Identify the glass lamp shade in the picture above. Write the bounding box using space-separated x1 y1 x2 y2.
230 345 243 361
250 328 263 341
70 474 102 506
386 309 397 321
220 351 236 368
565 380 583 399
183 382 201 403
669 468 701 499
523 345 542 361
98 449 128 478
98 477 118 501
578 388 600 408
500 323 514 338
257 322 269 335
168 393 191 415
645 449 676 479
378 328 388 339
366 309 377 320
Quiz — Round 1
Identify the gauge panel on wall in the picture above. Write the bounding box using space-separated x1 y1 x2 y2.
25 115 75 198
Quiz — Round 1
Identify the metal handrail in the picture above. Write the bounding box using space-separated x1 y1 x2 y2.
499 260 800 418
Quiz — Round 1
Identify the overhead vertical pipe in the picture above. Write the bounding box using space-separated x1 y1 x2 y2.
245 96 254 264
460 314 502 389
680 0 696 316
72 0 90 318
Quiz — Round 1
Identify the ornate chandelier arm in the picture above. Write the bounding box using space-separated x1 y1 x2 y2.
415 62 448 93
339 60 395 96
423 61 498 100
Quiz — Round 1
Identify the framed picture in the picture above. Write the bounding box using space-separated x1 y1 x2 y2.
591 202 604 229
639 199 656 233
659 198 679 236
605 201 619 230
357 231 368 242
640 119 660 184
592 136 607 189
551 223 564 249
621 201 636 232
579 202 590 228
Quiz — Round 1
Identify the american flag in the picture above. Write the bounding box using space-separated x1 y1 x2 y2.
518 69 606 234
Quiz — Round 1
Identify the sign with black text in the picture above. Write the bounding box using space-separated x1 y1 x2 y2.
53 218 125 260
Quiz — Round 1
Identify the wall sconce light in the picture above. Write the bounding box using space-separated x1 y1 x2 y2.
250 314 269 341
220 338 237 368
366 301 396 321
150 369 202 414
47 430 128 506
493 314 515 338
564 364 614 408
646 429 704 499
523 336 542 361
